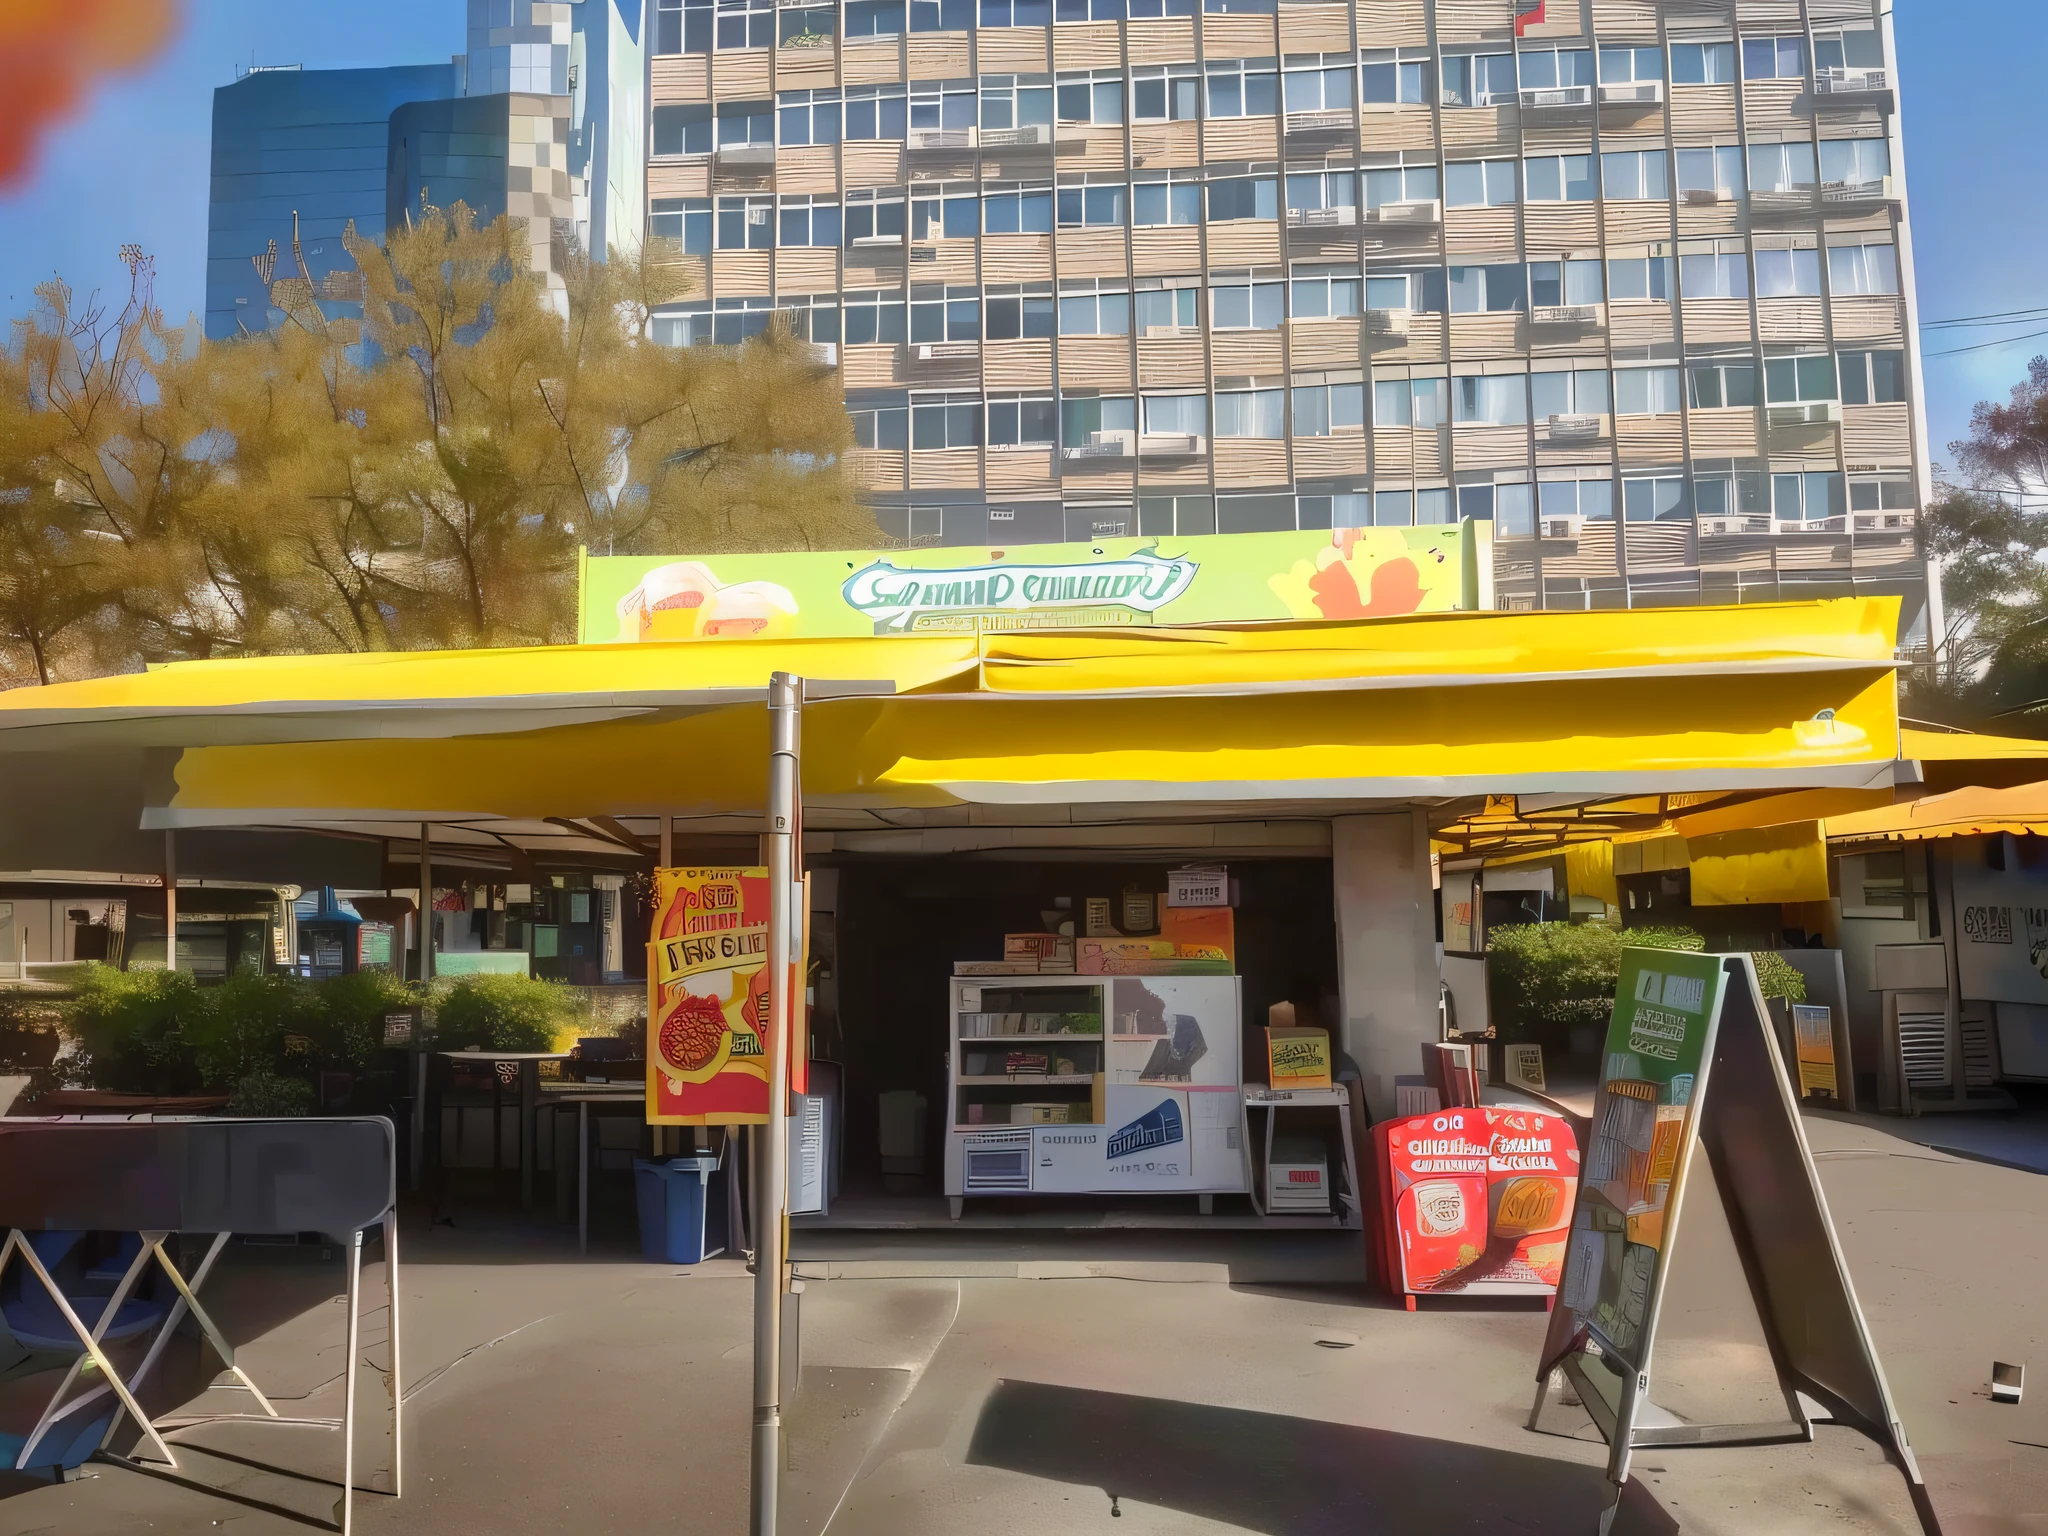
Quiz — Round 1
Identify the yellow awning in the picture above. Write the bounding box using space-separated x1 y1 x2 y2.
0 598 1908 828
1824 783 2048 843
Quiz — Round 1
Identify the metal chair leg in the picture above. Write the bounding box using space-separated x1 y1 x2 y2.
99 1232 236 1452
340 1228 363 1535
383 1214 402 1497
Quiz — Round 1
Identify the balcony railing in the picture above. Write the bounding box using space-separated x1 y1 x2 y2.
1598 81 1663 106
1286 205 1358 229
1530 303 1603 328
1519 84 1594 111
1363 199 1441 227
1061 431 1135 462
1138 433 1206 458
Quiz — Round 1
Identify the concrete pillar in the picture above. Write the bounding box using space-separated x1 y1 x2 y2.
1333 811 1439 1125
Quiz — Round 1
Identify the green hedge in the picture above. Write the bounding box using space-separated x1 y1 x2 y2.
431 974 577 1053
1486 922 1807 1041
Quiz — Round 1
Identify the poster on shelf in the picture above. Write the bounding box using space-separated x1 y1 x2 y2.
1529 952 1936 1531
646 867 807 1125
1790 1004 1840 1102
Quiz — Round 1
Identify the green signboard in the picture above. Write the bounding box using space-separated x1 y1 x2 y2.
577 524 1486 643
1558 947 1724 1371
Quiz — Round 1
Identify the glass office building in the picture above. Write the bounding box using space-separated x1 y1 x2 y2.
646 0 1930 624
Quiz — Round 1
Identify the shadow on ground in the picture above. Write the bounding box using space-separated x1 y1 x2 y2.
966 1378 1676 1536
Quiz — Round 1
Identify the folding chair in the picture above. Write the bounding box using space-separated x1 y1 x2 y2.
0 1117 403 1535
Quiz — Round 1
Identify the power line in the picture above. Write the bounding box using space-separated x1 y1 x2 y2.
1923 326 2048 359
1921 307 2048 330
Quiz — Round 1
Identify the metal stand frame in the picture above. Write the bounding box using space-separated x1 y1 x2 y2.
1 1217 403 1534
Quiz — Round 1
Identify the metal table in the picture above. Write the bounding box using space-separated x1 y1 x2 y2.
542 1085 647 1253
436 1051 569 1207
1242 1084 1364 1228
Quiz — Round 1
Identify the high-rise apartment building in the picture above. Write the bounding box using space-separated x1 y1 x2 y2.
643 0 1929 631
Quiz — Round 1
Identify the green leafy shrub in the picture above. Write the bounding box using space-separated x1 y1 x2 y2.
227 1068 317 1116
1750 950 1809 1004
433 974 575 1053
314 970 419 1068
1486 923 1705 1031
182 972 318 1088
60 964 207 1094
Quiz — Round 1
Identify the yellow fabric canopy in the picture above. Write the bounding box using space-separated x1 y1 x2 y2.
1824 783 2048 843
0 598 1909 825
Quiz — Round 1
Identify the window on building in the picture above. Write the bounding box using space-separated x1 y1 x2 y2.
983 183 1054 234
849 399 910 449
1210 273 1285 329
1748 140 1817 193
1695 471 1767 518
779 90 842 145
1140 493 1217 533
1206 57 1279 118
1215 388 1285 437
1531 367 1609 418
1454 374 1528 426
716 195 773 249
977 0 1051 24
1132 65 1199 121
1829 242 1899 296
847 0 906 33
1440 52 1516 107
1293 380 1366 436
780 5 835 45
1624 475 1688 522
845 86 908 139
1372 487 1454 525
1134 278 1201 332
843 190 906 244
1362 164 1439 207
980 74 1054 130
1755 246 1821 299
1820 137 1891 187
1143 393 1209 435
649 197 712 255
1446 159 1517 208
783 294 840 343
1529 262 1601 310
1286 169 1356 215
988 394 1058 445
1615 366 1682 414
1291 266 1362 318
1773 470 1845 522
912 182 980 239
656 0 712 54
1301 492 1368 528
1448 264 1526 313
1609 255 1675 302
1054 0 1129 21
1839 349 1907 406
1601 149 1669 201
1126 0 1194 17
1360 51 1429 105
652 304 712 346
1058 280 1131 335
1686 359 1756 408
1599 46 1663 83
1375 376 1448 428
910 81 977 131
911 393 983 449
706 296 775 343
1057 177 1126 228
1366 269 1446 313
1743 34 1806 81
1207 176 1278 222
842 289 908 344
653 104 713 156
1670 41 1736 85
1061 395 1136 447
910 0 972 29
1204 0 1275 18
1543 476 1615 521
717 101 774 145
715 0 774 49
1849 472 1916 513
1519 47 1593 89
1764 354 1839 403
1815 25 1885 74
778 195 841 247
1679 244 1747 299
1466 482 1534 534
1675 145 1744 200
1057 70 1124 123
1524 154 1594 202
1283 57 1354 113
909 285 980 343
1133 171 1202 226
985 285 1055 340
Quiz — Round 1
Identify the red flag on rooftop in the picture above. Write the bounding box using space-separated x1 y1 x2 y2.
1514 0 1544 35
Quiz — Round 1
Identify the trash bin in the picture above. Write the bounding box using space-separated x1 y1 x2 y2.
633 1153 726 1263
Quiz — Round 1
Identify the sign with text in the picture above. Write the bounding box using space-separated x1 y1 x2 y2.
578 525 1484 642
647 868 806 1125
1530 952 1937 1533
1952 862 2048 1006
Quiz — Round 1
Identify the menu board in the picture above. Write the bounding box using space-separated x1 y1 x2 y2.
1554 949 1723 1368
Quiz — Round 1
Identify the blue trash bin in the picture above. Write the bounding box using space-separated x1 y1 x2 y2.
633 1154 725 1263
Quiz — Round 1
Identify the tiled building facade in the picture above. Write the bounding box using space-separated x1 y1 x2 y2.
645 0 1929 630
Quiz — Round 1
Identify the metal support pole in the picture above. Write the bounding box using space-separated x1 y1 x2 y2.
750 672 801 1536
418 824 434 984
163 830 178 972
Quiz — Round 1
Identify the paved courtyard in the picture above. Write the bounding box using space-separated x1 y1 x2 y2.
0 1112 2040 1536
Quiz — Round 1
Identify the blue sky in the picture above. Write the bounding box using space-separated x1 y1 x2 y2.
0 0 2040 468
